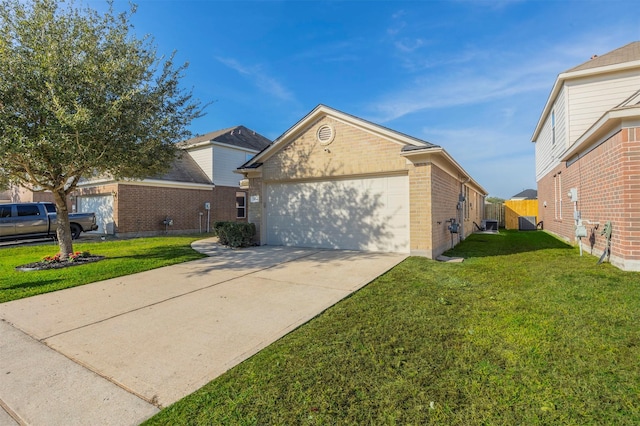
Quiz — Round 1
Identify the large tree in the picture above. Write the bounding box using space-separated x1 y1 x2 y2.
0 0 202 258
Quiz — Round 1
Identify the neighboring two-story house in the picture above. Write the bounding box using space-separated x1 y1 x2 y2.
532 41 640 271
72 125 271 236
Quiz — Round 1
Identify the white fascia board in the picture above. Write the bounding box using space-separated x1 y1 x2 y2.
234 168 262 179
77 177 214 190
77 176 118 187
401 147 488 195
561 106 640 162
121 179 215 190
182 140 212 150
532 77 563 142
211 141 261 153
531 60 640 142
247 104 430 167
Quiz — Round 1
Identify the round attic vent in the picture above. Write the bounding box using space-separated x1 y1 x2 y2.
316 124 335 145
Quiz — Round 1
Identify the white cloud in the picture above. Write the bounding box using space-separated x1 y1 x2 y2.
216 56 295 102
366 45 567 123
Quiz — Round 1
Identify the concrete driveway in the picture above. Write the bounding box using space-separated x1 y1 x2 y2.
0 239 406 425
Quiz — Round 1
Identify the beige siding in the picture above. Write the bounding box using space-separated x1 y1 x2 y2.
535 86 567 181
566 71 640 144
186 146 213 182
213 145 250 187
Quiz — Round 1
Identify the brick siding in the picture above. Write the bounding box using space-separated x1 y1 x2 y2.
74 183 215 236
538 127 640 270
251 116 484 257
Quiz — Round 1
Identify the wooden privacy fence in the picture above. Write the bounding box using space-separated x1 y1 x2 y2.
484 203 505 228
504 199 539 230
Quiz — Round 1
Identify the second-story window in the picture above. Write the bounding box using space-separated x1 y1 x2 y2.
552 110 556 145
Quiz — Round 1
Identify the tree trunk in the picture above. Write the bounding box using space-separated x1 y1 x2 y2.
52 190 74 260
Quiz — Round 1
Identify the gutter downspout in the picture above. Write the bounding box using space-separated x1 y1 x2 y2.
459 177 470 240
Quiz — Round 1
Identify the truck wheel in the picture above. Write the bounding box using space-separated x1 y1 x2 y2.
70 224 82 240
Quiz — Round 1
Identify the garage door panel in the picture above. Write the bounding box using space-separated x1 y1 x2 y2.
78 195 114 234
266 176 409 253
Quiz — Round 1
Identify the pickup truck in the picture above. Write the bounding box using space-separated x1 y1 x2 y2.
0 202 98 241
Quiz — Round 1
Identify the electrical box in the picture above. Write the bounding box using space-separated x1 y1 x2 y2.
204 202 211 210
575 225 587 238
568 188 578 202
574 210 581 220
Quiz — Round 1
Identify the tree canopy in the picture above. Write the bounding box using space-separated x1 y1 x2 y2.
0 0 203 256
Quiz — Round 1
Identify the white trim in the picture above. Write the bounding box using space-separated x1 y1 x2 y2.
247 105 429 166
212 141 261 153
532 60 640 141
561 105 640 162
235 192 247 219
182 140 261 154
78 178 214 191
400 147 488 195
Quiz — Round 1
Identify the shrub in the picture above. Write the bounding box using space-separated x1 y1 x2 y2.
214 222 256 248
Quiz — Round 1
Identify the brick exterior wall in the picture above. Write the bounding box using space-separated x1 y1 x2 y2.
248 177 263 243
250 115 485 258
211 186 248 224
262 117 408 181
74 183 215 236
408 163 432 256
537 127 640 270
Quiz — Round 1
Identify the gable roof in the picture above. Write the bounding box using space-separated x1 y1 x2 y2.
238 104 439 169
565 41 640 73
532 41 640 142
181 125 272 152
511 189 537 200
150 152 212 185
237 104 487 195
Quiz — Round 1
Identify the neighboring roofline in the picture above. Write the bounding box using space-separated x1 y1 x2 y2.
242 104 438 168
179 126 240 147
179 125 271 152
531 59 640 142
561 105 640 162
184 140 262 153
400 146 489 195
77 177 215 190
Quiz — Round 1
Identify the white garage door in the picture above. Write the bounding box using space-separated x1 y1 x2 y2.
266 175 410 253
78 195 114 234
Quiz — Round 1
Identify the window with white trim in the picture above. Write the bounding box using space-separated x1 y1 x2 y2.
236 192 246 219
551 110 556 145
554 172 562 220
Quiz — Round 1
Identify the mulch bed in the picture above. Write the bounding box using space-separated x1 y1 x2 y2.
15 255 106 272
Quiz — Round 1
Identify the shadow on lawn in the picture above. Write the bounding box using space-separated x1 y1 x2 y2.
444 230 572 258
4 278 63 292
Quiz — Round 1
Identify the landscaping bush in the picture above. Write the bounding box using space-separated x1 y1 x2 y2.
214 221 256 248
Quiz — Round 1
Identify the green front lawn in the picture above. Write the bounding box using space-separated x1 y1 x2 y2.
145 231 640 425
0 235 209 303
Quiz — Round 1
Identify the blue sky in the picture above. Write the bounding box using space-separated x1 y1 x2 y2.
94 0 640 198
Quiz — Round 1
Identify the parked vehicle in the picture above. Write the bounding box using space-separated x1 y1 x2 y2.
0 202 98 241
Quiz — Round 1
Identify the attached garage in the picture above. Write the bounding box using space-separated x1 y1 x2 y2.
265 175 410 253
237 105 487 258
77 195 114 234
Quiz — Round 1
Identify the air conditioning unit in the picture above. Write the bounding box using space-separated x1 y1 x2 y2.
518 216 537 231
482 219 498 231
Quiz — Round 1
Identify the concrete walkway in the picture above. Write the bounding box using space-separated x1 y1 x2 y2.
0 239 406 425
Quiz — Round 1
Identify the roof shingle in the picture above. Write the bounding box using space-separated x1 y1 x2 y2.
565 41 640 73
181 125 272 151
